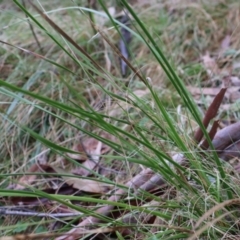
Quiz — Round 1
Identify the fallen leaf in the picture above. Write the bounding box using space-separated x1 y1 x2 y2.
230 76 240 86
64 177 112 193
72 159 96 176
13 164 53 190
212 121 240 151
67 144 87 161
0 64 13 78
219 139 240 161
68 132 112 161
200 120 219 149
201 52 219 76
187 86 220 96
72 139 105 176
9 184 77 206
187 86 240 102
194 88 226 143
55 168 154 240
221 35 231 50
54 167 112 193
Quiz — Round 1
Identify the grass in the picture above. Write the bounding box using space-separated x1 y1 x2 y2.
1 0 240 239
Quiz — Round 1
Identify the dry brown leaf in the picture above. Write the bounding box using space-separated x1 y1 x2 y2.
14 164 50 190
194 88 226 143
64 177 113 193
221 35 231 50
218 139 240 161
72 159 96 176
187 86 240 102
187 86 219 96
200 120 219 149
212 121 240 151
230 76 240 86
0 64 13 78
55 168 153 240
229 89 240 102
54 167 112 193
68 133 112 161
71 136 102 177
201 52 219 76
67 143 87 160
131 89 150 99
9 184 78 206
221 103 232 111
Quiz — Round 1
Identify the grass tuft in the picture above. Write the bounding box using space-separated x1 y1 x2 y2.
1 0 240 239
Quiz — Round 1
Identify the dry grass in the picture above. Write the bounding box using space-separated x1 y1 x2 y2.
1 0 240 238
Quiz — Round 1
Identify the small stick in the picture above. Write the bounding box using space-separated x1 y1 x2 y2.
0 208 81 218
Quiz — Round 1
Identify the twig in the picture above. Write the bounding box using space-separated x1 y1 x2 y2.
0 207 81 218
55 168 154 240
212 121 240 151
119 14 132 77
55 118 240 240
0 226 133 240
96 27 147 84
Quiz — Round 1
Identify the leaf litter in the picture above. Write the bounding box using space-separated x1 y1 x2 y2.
3 1 240 240
52 166 113 193
54 86 240 239
188 31 240 113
